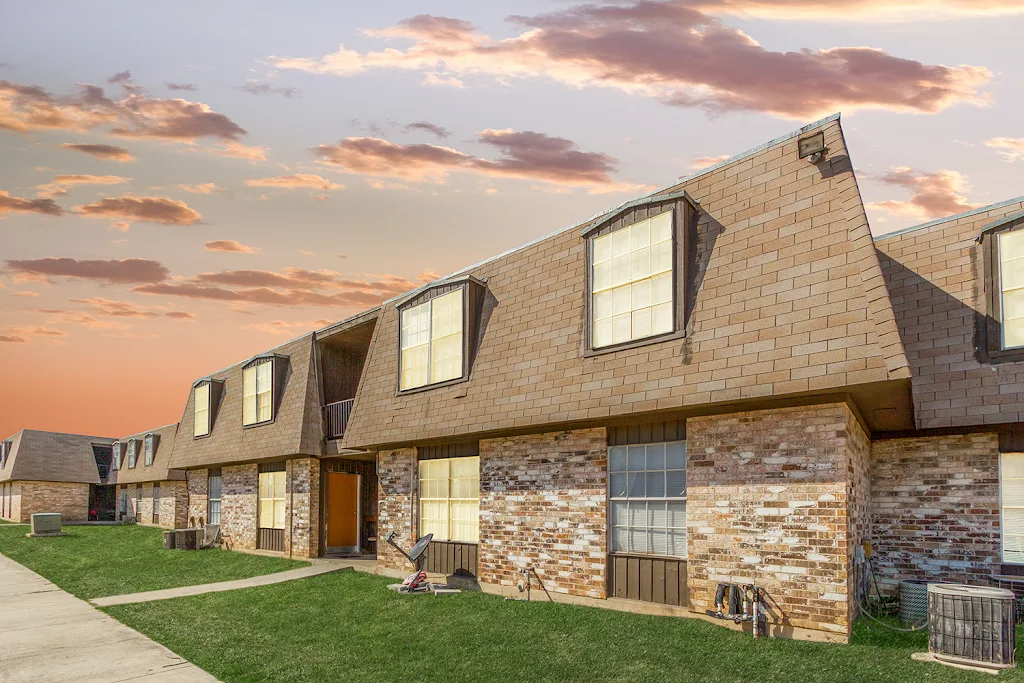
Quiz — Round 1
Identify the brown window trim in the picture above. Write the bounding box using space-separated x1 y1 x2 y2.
581 192 698 357
981 219 1024 364
395 277 486 396
192 379 223 440
241 355 287 429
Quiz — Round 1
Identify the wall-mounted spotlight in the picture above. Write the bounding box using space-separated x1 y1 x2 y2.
798 131 827 164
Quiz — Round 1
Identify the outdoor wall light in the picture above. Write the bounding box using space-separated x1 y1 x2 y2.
798 131 827 163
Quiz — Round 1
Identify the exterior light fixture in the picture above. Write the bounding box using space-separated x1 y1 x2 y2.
798 131 826 164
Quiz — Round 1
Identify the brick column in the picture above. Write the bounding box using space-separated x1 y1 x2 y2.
286 457 320 559
187 469 209 527
686 403 868 641
377 448 416 572
221 464 258 551
478 428 607 599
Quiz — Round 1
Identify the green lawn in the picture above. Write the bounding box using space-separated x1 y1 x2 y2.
104 570 1023 683
0 524 307 599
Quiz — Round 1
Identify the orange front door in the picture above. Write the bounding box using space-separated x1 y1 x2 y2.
326 472 359 549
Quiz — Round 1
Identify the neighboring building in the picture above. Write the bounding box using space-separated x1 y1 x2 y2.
0 430 116 523
113 423 187 530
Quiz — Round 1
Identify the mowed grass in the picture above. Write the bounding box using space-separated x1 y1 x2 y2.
0 524 307 599
105 570 1024 683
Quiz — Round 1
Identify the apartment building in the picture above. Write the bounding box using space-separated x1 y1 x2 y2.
112 422 187 529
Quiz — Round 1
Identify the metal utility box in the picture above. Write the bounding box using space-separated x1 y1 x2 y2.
163 530 177 549
929 583 1016 671
30 513 63 535
175 528 201 550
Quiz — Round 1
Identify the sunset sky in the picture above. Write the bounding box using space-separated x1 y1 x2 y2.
1 1 1022 439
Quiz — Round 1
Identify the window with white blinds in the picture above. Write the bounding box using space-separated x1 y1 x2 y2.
1000 229 1024 350
419 456 479 543
127 440 137 468
111 443 120 471
609 441 687 558
400 289 464 390
1001 453 1024 564
258 470 286 530
591 210 674 349
208 471 222 525
194 383 211 437
144 435 154 466
243 359 273 426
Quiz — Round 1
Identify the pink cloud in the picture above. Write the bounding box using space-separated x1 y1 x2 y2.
5 257 169 284
870 167 982 219
58 143 136 161
244 174 343 190
73 195 202 226
986 137 1024 163
0 190 63 216
205 239 260 254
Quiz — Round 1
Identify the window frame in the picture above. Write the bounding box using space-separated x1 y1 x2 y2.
242 357 276 428
111 442 120 471
418 455 480 544
152 482 160 524
396 284 472 395
257 468 287 530
582 194 695 357
193 381 212 438
608 440 687 560
207 468 222 525
1001 452 1024 565
982 218 1024 363
127 440 138 469
144 434 154 466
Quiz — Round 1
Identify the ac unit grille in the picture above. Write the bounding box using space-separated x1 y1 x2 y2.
928 584 1016 670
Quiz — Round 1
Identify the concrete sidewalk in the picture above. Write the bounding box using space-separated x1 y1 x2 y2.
91 562 348 607
0 553 217 683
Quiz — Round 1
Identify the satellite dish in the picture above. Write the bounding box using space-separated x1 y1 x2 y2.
408 534 433 562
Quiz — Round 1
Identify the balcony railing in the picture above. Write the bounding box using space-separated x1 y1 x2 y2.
324 398 355 440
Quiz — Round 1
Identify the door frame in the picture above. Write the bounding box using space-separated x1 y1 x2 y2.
325 471 360 554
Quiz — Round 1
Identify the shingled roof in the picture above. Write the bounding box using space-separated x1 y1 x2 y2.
339 114 913 450
0 429 115 484
114 422 184 484
167 334 323 470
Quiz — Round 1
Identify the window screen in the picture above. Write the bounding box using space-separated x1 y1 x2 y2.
208 471 222 525
400 289 464 390
194 383 211 437
419 456 479 543
258 470 286 530
1000 229 1024 350
1001 453 1024 563
609 441 687 558
592 211 674 348
244 359 273 425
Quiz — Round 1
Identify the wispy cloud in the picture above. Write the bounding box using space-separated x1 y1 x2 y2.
986 137 1024 163
205 239 260 253
73 195 202 227
404 121 452 139
58 143 135 161
4 257 170 284
238 82 301 98
0 190 63 216
176 182 224 194
870 167 982 219
166 82 198 92
245 174 342 190
248 318 335 335
34 174 130 198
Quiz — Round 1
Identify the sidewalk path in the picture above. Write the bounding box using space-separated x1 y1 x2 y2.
0 553 217 683
91 562 348 607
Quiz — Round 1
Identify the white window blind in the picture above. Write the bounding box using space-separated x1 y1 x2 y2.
1001 453 1024 564
419 456 479 543
401 290 463 390
208 473 222 525
592 211 674 349
258 470 286 530
243 360 273 426
609 441 687 558
144 435 154 466
127 440 137 468
111 443 120 470
1000 229 1024 349
194 384 210 437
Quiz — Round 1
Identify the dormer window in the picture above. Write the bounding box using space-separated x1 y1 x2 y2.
127 439 137 468
144 434 155 466
111 442 121 470
194 382 211 437
0 440 10 469
998 227 1024 350
243 357 274 426
397 278 486 393
582 191 697 355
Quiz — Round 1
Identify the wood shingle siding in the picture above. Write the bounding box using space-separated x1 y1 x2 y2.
341 117 908 451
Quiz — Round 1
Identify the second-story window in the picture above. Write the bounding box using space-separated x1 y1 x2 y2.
999 228 1024 350
400 289 463 391
127 440 137 468
111 442 120 470
591 210 674 349
144 434 154 466
243 358 274 426
194 383 211 437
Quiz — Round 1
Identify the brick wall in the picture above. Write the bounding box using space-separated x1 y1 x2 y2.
18 481 90 522
2 481 22 522
221 464 258 551
158 480 188 529
844 406 872 626
377 448 416 572
187 468 209 526
286 457 319 559
687 403 866 639
870 433 1000 591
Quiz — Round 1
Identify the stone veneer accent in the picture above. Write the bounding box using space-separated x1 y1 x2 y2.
687 403 868 639
478 429 607 599
870 433 1000 591
377 448 416 572
7 481 89 523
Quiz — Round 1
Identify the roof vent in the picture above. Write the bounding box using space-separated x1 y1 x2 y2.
928 584 1016 671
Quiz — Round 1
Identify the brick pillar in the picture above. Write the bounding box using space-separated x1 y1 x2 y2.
686 403 868 641
221 464 258 551
286 457 320 559
187 468 209 527
478 428 608 599
377 448 416 572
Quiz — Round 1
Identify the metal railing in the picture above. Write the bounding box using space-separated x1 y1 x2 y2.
324 398 355 440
